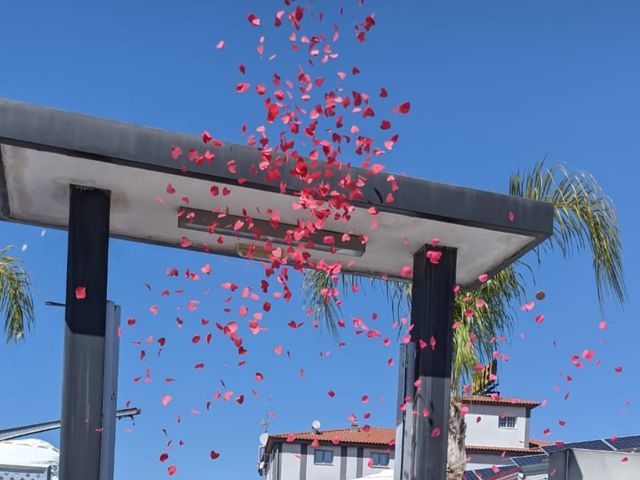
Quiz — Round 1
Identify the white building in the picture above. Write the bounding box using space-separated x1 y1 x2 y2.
463 395 542 470
0 438 59 479
258 395 545 480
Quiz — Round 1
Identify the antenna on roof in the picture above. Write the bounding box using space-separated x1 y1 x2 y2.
260 397 272 433
311 419 321 433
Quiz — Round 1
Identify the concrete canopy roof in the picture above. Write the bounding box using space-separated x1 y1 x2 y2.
0 98 553 285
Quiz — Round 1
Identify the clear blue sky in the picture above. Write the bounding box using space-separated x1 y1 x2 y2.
1 1 639 478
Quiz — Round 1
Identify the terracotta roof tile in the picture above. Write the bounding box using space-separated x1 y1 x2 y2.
268 427 395 447
529 438 554 448
267 427 543 456
465 444 542 454
461 395 541 408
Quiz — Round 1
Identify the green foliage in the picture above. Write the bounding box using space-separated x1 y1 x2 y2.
303 161 625 392
0 246 35 341
509 161 625 306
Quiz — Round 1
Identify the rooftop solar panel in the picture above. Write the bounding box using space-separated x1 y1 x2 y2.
511 454 548 467
472 466 518 479
541 444 563 454
472 468 496 479
543 439 613 453
608 435 640 451
568 439 614 451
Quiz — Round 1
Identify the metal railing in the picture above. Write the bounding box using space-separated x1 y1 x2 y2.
0 463 51 480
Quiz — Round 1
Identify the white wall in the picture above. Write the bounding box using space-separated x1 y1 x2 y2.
464 404 529 448
281 444 303 479
549 449 640 480
304 445 341 480
263 448 277 480
270 443 396 480
344 447 359 480
359 447 395 478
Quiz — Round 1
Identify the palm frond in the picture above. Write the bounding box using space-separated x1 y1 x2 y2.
302 161 625 394
0 246 35 342
302 269 410 335
509 161 626 306
452 265 526 388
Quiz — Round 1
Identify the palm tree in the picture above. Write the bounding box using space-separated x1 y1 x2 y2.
303 161 625 478
0 246 35 341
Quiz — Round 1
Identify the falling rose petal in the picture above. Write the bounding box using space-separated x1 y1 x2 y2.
426 250 442 264
255 372 264 381
399 266 412 278
361 395 369 403
75 286 87 300
216 40 225 49
286 434 295 443
328 390 335 398
621 457 629 463
521 301 535 311
274 345 283 356
370 163 385 174
431 427 441 438
180 236 191 248
247 13 261 26
599 321 607 330
161 395 173 406
311 439 319 448
160 453 169 462
392 101 411 114
507 211 515 222
210 450 220 460
614 366 623 373
236 83 251 93
478 273 489 283
332 436 340 445
170 146 182 160
581 350 595 361
267 103 280 123
535 315 544 324
167 465 177 476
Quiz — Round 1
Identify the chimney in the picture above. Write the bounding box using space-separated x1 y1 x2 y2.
350 418 359 429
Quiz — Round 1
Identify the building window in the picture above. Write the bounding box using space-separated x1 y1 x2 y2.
371 452 390 467
498 416 517 428
314 449 334 465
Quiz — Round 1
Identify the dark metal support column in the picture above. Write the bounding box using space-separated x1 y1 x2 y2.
60 186 111 480
394 342 416 480
410 244 457 480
